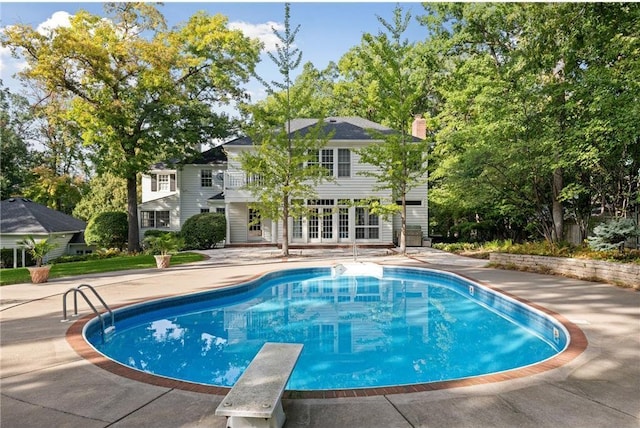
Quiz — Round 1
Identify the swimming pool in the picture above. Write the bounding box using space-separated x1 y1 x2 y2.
84 264 569 390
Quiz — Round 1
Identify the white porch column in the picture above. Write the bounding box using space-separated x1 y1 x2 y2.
271 219 278 244
225 202 231 245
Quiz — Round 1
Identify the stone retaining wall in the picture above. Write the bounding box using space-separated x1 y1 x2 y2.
489 253 640 289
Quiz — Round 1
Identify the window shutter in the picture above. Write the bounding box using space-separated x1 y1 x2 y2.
151 174 157 191
170 174 176 191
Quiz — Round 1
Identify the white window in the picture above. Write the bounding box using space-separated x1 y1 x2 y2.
141 211 170 228
338 149 350 177
249 209 261 231
355 201 379 239
151 174 175 192
320 149 333 175
308 148 351 177
201 170 213 187
158 175 169 191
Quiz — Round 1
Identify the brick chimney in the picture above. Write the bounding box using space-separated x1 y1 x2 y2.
411 115 427 140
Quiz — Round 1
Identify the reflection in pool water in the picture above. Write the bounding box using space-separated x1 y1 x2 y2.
85 266 567 390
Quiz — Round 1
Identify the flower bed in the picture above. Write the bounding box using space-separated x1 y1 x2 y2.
489 253 639 289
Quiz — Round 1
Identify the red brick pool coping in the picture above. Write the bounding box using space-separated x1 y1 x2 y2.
66 270 588 399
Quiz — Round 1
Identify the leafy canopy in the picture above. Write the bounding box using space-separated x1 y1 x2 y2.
2 3 261 251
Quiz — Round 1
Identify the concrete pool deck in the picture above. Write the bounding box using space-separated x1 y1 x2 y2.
1 247 638 427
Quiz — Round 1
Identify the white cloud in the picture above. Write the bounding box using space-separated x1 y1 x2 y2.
36 11 72 36
229 21 285 53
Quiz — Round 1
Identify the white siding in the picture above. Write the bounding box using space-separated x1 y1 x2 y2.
141 169 178 203
228 203 248 243
138 194 180 241
223 141 428 246
178 165 226 224
2 233 74 265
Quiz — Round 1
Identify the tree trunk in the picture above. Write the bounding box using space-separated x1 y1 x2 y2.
282 193 289 257
552 166 564 242
399 192 407 255
127 175 141 253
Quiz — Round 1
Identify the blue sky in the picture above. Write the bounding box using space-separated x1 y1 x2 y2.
0 2 428 107
0 2 427 100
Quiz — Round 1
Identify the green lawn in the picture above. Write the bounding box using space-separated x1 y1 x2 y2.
0 252 205 286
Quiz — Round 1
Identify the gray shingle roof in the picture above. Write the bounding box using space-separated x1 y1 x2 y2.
224 117 420 146
0 198 86 234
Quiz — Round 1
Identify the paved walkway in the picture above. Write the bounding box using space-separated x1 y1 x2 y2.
1 248 638 427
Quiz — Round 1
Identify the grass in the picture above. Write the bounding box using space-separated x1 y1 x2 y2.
0 252 205 286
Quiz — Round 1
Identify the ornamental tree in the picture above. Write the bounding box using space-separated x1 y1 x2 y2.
239 3 331 256
353 6 431 254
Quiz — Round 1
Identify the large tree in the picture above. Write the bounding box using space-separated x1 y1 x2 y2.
421 3 639 243
239 3 330 256
353 6 431 253
72 173 129 221
2 3 260 251
0 83 35 199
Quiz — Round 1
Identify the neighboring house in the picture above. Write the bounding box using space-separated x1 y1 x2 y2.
139 116 429 247
0 198 93 268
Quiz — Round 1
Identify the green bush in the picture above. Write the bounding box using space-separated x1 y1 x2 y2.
85 211 128 249
181 212 226 250
587 218 640 252
143 229 169 239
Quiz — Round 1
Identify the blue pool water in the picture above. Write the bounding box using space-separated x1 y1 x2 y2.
84 266 568 390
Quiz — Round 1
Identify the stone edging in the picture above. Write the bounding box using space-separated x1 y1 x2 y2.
489 253 639 289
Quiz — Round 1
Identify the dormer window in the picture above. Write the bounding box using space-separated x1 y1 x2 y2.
151 173 176 192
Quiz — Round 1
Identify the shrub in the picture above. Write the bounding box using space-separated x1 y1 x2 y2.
85 211 128 249
181 212 226 250
143 229 169 239
587 218 640 252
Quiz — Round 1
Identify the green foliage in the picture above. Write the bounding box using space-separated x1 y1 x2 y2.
143 232 184 255
85 211 128 250
420 3 639 243
16 236 58 267
0 252 205 286
23 166 86 215
239 3 332 256
353 5 432 253
0 84 35 199
587 218 640 252
435 238 640 264
181 212 226 250
72 173 129 221
2 3 261 252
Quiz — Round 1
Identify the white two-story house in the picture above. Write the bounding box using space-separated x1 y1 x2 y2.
139 116 429 247
138 145 227 237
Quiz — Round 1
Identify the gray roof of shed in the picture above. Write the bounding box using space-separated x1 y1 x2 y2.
225 117 420 146
0 198 86 234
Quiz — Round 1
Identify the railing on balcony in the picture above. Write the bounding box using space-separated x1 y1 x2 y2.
224 172 263 190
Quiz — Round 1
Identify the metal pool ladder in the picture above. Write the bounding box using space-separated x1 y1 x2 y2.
62 284 115 339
